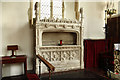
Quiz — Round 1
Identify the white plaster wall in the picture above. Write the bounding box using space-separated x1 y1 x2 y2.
64 2 106 39
0 2 2 56
64 2 76 20
80 2 105 39
1 2 33 77
0 2 2 80
115 2 119 14
118 1 120 14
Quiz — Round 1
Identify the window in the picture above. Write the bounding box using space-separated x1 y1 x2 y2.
53 0 62 19
40 0 62 19
40 0 50 19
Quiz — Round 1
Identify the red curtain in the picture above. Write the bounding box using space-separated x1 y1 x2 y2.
84 39 109 68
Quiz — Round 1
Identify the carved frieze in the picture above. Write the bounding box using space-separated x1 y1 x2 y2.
37 46 80 61
36 18 81 30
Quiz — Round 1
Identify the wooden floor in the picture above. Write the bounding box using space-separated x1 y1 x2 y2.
41 69 109 80
2 69 110 80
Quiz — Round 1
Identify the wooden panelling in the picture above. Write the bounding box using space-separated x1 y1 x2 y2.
107 16 120 43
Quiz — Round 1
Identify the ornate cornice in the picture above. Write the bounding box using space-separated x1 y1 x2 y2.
35 18 82 30
38 18 81 24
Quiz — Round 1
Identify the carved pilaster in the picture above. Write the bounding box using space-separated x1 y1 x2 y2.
80 8 83 23
50 0 53 18
62 1 64 19
30 1 33 26
75 1 79 21
79 7 84 68
35 2 40 22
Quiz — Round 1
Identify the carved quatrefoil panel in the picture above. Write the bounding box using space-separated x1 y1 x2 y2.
114 51 120 74
51 51 61 61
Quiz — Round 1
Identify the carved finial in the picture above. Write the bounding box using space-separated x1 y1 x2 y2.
35 2 39 22
80 8 83 23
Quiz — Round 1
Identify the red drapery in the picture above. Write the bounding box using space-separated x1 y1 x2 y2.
84 39 109 68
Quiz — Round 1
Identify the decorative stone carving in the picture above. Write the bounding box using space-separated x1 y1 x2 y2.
35 20 82 73
34 2 83 74
38 46 80 61
114 51 120 73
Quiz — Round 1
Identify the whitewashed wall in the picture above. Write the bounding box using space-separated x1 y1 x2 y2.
0 2 2 80
1 2 33 77
118 1 120 14
0 2 2 56
64 2 76 20
79 2 106 39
